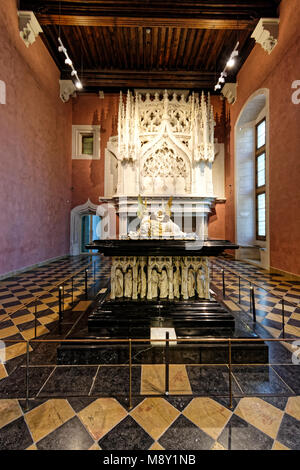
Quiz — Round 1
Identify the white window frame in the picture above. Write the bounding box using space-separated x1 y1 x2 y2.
72 124 101 160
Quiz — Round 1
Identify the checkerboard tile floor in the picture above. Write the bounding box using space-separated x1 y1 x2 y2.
0 255 111 377
210 257 300 343
0 255 300 450
0 364 300 450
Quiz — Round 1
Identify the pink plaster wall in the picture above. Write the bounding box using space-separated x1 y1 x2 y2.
71 93 120 207
0 1 72 276
228 0 300 275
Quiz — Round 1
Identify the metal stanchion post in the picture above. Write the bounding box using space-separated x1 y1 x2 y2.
71 276 74 307
34 301 37 339
129 339 132 410
25 341 30 411
251 286 256 323
222 269 225 297
165 332 169 396
93 261 96 295
62 283 65 312
282 299 285 338
85 269 88 299
58 286 63 334
211 263 214 280
228 339 233 409
238 276 241 304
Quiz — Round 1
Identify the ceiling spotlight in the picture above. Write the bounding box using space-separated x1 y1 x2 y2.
71 70 76 76
75 80 83 90
226 58 235 68
65 58 72 66
219 77 225 83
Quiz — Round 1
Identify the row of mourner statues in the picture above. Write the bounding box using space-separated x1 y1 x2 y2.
110 256 210 300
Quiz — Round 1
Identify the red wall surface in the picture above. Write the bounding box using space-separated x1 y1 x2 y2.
72 93 120 207
0 1 72 276
228 0 300 275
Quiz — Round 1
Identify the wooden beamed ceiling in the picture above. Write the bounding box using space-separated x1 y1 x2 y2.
19 1 280 92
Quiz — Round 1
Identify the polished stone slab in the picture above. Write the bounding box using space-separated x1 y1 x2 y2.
272 365 300 394
87 238 239 257
217 414 273 450
0 366 53 398
186 365 241 396
38 366 98 397
36 416 94 450
0 416 33 450
158 414 214 450
99 415 154 450
231 365 294 396
91 366 141 396
276 413 300 450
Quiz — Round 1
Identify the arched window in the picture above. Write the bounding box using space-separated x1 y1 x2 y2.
235 89 269 269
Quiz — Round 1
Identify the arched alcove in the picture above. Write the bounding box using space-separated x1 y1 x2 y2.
235 89 270 269
70 199 100 255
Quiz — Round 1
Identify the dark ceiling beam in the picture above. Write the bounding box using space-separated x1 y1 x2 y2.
61 69 220 89
19 0 280 16
36 14 255 30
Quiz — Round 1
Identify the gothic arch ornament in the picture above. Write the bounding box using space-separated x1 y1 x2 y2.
111 89 215 196
141 137 191 194
70 199 98 255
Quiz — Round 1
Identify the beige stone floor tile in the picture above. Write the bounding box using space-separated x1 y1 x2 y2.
0 325 19 339
169 365 192 395
274 303 295 313
141 364 191 395
0 364 8 380
89 443 101 450
0 399 22 428
5 342 32 361
39 296 58 304
183 398 231 440
28 304 51 314
264 326 281 338
256 304 273 313
235 397 283 439
211 441 226 450
285 324 300 337
26 444 37 450
21 325 49 341
38 314 58 325
72 301 92 311
6 305 24 314
290 312 300 322
25 399 75 443
285 397 300 421
12 313 35 326
223 300 241 312
265 312 284 324
130 397 179 440
273 441 289 450
141 365 165 395
264 296 279 303
149 442 165 450
78 398 127 441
